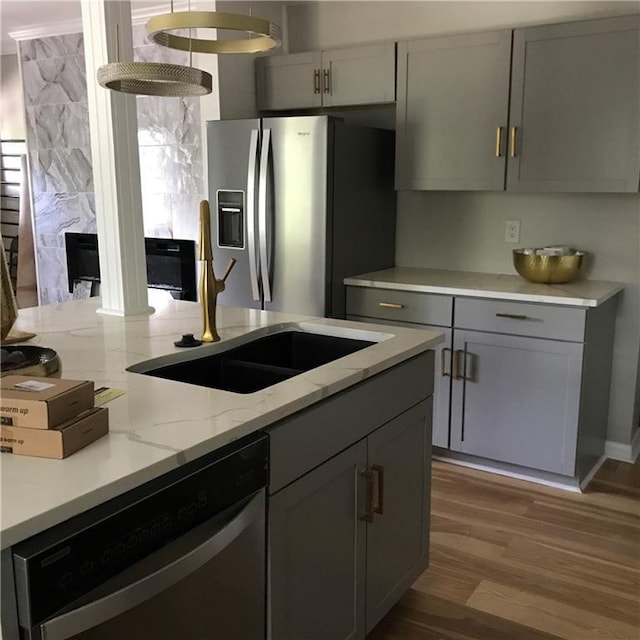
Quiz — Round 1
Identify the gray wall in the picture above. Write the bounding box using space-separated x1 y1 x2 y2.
17 28 205 305
0 52 25 139
396 192 640 448
286 1 640 450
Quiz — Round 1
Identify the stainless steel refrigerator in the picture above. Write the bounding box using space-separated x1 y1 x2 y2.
206 115 396 318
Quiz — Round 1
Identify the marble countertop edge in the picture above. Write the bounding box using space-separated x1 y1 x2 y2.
344 268 624 308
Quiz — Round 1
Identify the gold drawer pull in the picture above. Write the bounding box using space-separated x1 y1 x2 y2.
313 69 321 94
495 126 503 157
440 347 451 377
323 68 331 94
372 464 384 516
510 126 518 157
378 302 404 309
359 469 375 523
496 312 528 320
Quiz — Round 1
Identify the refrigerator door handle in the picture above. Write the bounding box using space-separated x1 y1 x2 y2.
258 127 272 303
246 128 261 301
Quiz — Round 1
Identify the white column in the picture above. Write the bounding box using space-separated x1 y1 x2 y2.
80 0 152 316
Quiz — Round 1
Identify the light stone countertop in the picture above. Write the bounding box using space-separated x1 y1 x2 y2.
0 295 443 549
344 267 624 307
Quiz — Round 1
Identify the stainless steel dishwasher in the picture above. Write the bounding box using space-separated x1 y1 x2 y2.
11 432 268 640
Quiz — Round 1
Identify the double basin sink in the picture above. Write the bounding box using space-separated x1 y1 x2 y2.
128 324 387 394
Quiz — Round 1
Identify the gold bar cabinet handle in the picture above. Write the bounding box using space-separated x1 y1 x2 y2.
495 127 503 157
378 302 404 309
313 69 321 94
496 312 528 320
372 464 385 516
359 469 374 523
454 349 465 380
440 347 451 377
323 69 331 94
510 126 518 157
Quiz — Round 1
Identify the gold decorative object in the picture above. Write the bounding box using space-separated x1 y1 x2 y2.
97 61 212 96
198 200 236 343
1 244 18 342
0 346 61 378
513 249 585 284
147 10 282 54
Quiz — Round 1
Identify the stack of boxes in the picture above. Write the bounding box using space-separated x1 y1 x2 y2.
0 376 109 458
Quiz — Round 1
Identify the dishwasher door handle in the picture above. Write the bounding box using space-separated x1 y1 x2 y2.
40 491 265 640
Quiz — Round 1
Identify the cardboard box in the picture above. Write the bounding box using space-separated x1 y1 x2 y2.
0 407 108 459
0 376 94 429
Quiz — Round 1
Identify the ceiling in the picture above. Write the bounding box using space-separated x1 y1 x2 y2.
1 1 79 54
0 1 169 55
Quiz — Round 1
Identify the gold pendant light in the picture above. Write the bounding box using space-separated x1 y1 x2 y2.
97 61 211 97
147 10 282 54
97 24 212 97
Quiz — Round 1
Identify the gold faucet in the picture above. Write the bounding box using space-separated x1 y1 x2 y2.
198 200 236 342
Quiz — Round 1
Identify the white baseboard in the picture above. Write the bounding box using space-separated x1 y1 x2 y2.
579 454 607 491
605 427 640 463
432 454 582 492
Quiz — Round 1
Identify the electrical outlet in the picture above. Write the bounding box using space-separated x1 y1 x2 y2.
504 220 520 243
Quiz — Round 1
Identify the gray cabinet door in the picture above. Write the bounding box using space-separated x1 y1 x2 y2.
322 43 396 108
507 15 640 192
396 30 512 190
256 44 395 112
450 329 583 475
365 400 432 633
346 313 450 449
255 51 322 111
268 441 367 640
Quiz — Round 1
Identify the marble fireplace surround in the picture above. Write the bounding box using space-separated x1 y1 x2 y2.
18 26 204 305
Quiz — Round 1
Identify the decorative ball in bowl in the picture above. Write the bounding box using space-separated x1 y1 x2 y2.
513 248 585 284
0 346 62 378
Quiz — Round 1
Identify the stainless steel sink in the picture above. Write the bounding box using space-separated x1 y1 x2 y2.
127 326 380 394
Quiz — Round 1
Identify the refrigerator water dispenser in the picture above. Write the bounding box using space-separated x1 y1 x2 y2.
217 190 244 249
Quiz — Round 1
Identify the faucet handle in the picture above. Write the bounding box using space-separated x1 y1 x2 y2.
221 258 237 283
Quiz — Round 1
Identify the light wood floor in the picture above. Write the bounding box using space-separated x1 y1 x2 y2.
368 458 640 640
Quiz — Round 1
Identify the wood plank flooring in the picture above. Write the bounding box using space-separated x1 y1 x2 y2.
368 458 640 640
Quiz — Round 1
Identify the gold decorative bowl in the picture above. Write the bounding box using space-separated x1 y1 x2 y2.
0 346 62 378
513 249 585 284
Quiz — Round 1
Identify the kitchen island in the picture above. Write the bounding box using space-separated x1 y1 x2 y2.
1 295 442 639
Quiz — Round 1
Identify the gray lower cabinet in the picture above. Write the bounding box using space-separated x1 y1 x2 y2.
269 441 367 640
346 285 618 481
450 329 583 474
268 358 433 640
269 401 431 640
396 15 640 192
256 43 395 112
345 286 452 448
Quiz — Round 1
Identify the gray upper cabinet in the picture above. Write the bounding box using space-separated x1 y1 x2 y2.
396 30 512 190
396 15 640 192
256 43 396 111
507 15 640 192
255 51 323 111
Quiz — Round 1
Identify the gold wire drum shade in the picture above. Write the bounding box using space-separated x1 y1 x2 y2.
97 62 212 97
146 11 282 54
